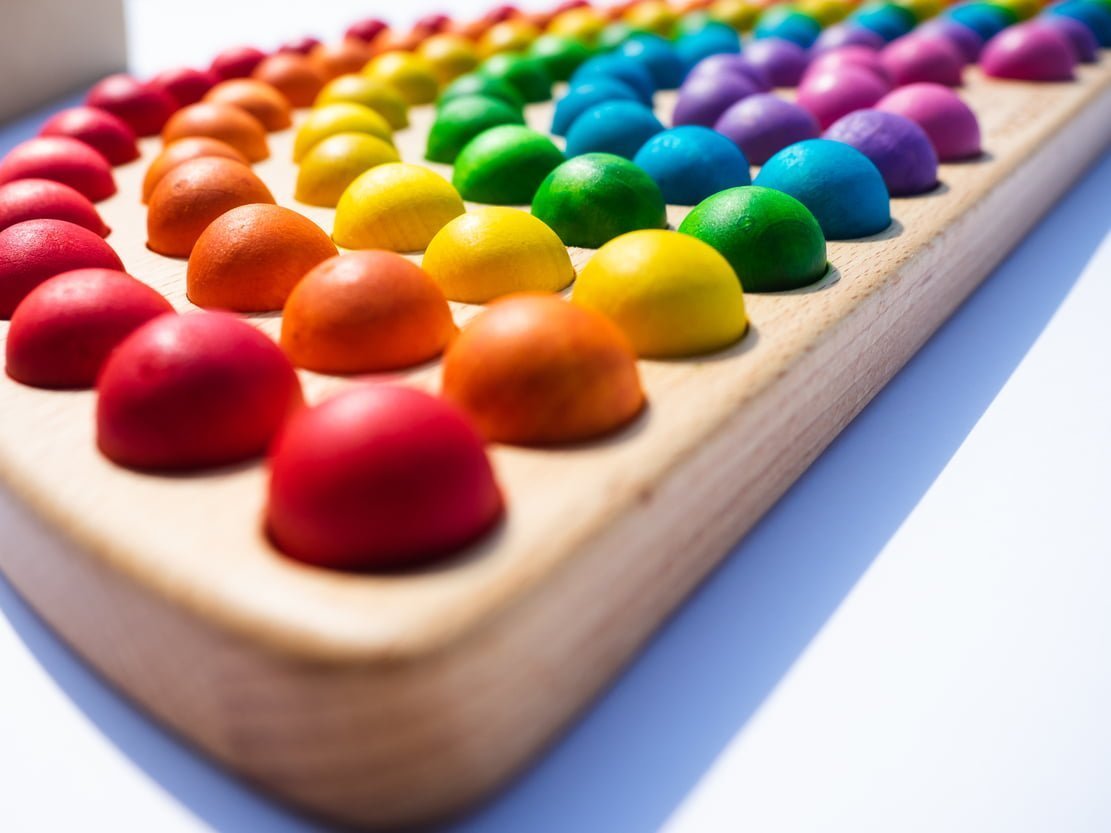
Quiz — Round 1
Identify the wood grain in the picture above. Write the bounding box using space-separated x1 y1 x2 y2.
1 60 1109 828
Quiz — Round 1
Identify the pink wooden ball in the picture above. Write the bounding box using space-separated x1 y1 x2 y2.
876 83 982 161
981 21 1077 81
881 34 965 87
797 65 891 129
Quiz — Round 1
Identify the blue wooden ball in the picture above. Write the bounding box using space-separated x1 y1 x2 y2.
633 126 751 206
617 34 689 89
563 100 665 160
754 139 891 240
551 79 641 136
569 55 656 104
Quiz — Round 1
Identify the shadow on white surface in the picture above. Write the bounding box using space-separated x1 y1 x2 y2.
0 79 1107 830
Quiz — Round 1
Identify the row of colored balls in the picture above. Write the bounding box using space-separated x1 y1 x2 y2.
0 209 752 567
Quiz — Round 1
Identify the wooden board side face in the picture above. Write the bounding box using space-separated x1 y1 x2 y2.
0 58 1109 828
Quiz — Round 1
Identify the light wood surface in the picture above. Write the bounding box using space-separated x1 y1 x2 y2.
1 59 1109 828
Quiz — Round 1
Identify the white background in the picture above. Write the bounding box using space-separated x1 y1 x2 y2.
1 2 1109 831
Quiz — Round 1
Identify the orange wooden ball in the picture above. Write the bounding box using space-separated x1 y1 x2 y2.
187 204 338 312
252 53 328 107
203 79 292 131
442 293 646 445
310 39 374 80
161 102 270 162
372 29 425 54
146 157 274 257
142 137 248 204
281 251 456 374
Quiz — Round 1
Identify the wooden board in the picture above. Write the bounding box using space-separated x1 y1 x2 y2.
1 59 1109 829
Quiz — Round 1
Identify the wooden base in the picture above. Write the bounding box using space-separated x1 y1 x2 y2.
1 61 1109 828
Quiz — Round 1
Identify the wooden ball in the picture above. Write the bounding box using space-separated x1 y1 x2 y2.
0 219 123 318
187 205 337 312
161 102 270 162
97 312 303 471
295 133 400 207
141 137 249 204
292 102 394 162
86 74 177 137
266 384 504 570
422 207 574 303
363 52 440 105
333 163 465 252
315 75 410 129
252 54 328 108
0 179 109 237
146 157 274 258
310 39 374 80
442 293 645 444
573 229 748 357
203 79 293 131
6 269 173 388
40 107 139 166
0 136 117 203
281 251 456 373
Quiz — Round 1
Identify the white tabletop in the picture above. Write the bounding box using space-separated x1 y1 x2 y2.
2 3 1109 831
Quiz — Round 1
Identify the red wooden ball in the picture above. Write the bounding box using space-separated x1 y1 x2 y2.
344 18 389 42
149 66 219 108
0 219 123 318
0 179 109 237
96 312 303 471
277 36 323 56
0 136 117 202
210 46 268 81
266 384 505 571
414 13 453 35
86 74 177 137
6 269 173 389
40 106 140 165
482 4 522 25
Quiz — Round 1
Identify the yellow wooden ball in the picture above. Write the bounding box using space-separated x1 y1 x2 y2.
314 75 409 130
479 20 542 58
295 132 400 207
624 0 681 36
987 0 1040 19
292 102 393 163
893 0 945 20
422 207 575 303
363 52 440 106
547 7 607 44
797 0 853 25
708 0 761 30
334 163 466 252
418 34 481 83
572 229 748 358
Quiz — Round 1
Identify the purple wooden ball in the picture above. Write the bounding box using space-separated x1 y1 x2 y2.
917 18 985 63
876 83 981 161
1039 14 1099 62
744 37 811 87
672 72 760 126
882 34 966 87
686 53 773 91
812 23 887 54
981 21 1077 82
824 108 939 195
714 93 821 164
